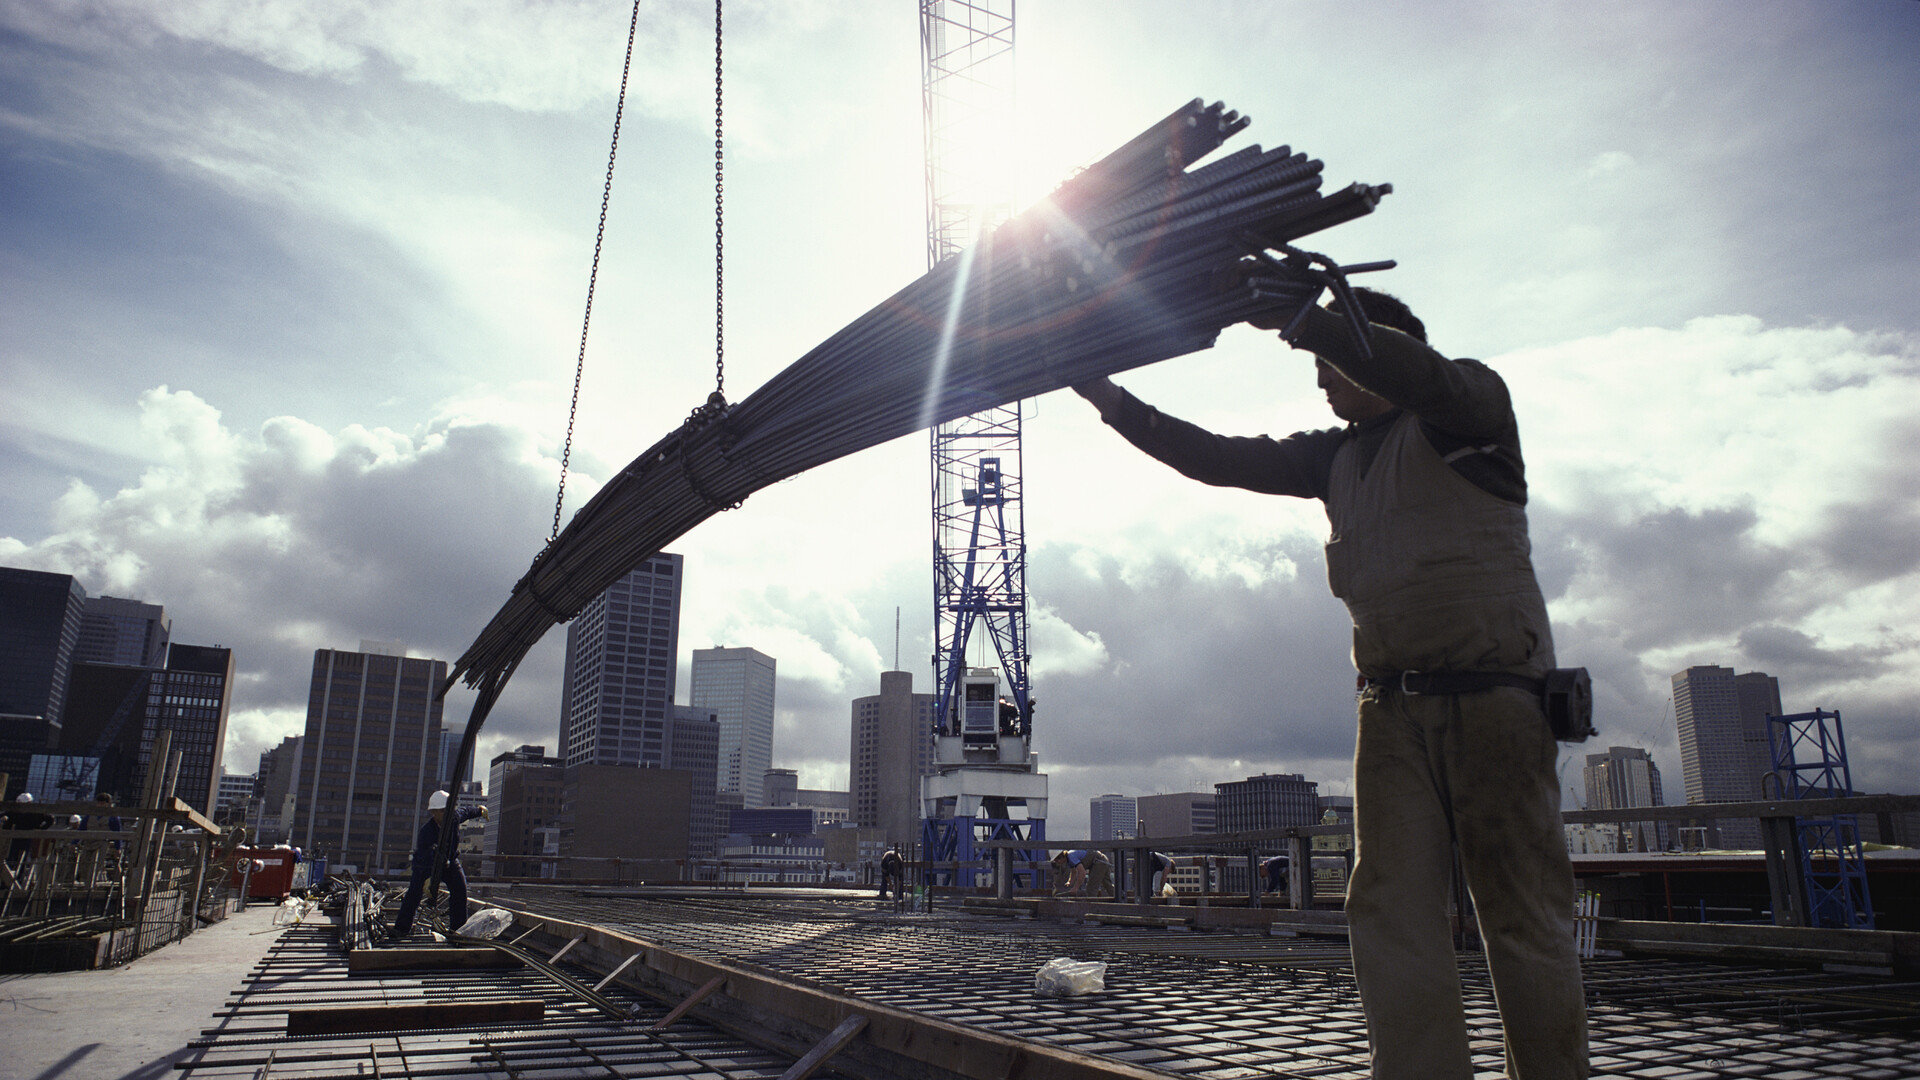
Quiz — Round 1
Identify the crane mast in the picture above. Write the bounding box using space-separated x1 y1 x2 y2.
919 0 1047 890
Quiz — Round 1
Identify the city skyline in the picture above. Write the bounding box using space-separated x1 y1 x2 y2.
3 3 1916 837
2 557 1905 839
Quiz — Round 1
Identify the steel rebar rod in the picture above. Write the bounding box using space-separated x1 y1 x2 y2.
433 100 1394 787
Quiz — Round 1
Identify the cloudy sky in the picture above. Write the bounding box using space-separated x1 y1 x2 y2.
4 1 1916 836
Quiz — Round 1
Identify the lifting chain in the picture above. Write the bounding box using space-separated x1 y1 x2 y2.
712 0 727 404
551 0 644 545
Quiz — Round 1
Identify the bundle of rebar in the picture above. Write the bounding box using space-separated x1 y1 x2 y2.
439 98 1392 735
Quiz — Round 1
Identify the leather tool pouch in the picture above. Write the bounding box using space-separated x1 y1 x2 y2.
1543 667 1594 742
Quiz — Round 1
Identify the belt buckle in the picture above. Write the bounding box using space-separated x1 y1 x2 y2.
1399 671 1423 696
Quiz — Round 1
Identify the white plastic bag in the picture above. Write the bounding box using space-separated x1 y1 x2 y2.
273 897 316 926
457 906 515 939
1034 957 1107 997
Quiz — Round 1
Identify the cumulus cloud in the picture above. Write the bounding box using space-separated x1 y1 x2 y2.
0 385 575 775
1499 315 1920 795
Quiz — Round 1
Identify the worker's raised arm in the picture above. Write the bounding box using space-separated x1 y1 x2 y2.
1078 380 1339 499
1287 305 1514 441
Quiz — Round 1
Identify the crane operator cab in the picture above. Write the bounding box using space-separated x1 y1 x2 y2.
937 668 1033 768
961 678 998 747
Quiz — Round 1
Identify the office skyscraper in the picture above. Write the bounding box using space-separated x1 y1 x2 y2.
484 744 563 868
1673 665 1780 849
1215 773 1321 833
138 643 234 816
1136 792 1216 837
691 646 776 807
293 642 446 871
437 726 473 788
49 660 151 805
256 735 303 844
74 595 170 667
668 704 721 858
560 555 684 768
1090 794 1138 841
1 567 88 795
1583 745 1667 852
850 670 937 845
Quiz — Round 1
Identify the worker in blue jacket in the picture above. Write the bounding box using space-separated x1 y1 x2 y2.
388 790 486 942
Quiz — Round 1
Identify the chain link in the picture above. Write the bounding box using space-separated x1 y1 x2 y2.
713 0 726 399
551 0 644 544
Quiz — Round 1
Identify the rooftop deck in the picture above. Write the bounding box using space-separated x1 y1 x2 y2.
10 884 1917 1079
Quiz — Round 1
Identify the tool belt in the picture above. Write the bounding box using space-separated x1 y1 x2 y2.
1361 667 1594 742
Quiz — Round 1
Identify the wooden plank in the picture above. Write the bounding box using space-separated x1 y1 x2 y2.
649 973 726 1031
286 999 543 1036
777 1014 868 1080
547 933 584 963
346 947 523 973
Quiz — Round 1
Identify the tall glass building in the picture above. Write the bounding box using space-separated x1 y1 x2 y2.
1673 665 1780 849
0 567 88 796
690 646 777 807
1583 744 1667 852
1090 793 1139 841
559 554 685 768
293 642 446 872
138 643 234 816
74 595 170 667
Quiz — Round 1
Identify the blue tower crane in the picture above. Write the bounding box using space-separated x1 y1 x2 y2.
918 0 1047 891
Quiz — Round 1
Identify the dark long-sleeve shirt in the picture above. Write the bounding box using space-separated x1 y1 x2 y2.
1097 306 1529 505
410 805 484 871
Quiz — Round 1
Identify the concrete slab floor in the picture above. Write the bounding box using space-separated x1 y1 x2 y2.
0 902 289 1080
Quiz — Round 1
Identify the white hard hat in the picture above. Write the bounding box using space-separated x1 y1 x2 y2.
70 815 83 825
15 792 32 803
428 790 450 810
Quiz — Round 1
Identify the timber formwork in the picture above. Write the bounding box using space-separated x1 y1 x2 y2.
174 919 848 1079
496 888 1920 1079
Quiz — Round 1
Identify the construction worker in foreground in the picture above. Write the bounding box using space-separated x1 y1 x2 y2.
1075 288 1586 1078
388 789 486 943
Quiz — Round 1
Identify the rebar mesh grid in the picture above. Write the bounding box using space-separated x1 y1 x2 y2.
175 921 851 1079
508 890 1920 1079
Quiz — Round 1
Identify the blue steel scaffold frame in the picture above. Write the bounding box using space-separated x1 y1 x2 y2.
1767 708 1875 930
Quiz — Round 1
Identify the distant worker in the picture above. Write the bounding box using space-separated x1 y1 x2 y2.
878 846 906 900
82 792 124 842
5 793 54 863
1051 849 1112 897
1075 286 1586 1078
388 790 486 943
1149 851 1176 898
1262 855 1290 895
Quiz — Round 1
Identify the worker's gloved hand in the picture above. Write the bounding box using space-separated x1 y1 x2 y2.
1215 257 1299 330
1243 303 1298 332
478 805 490 819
